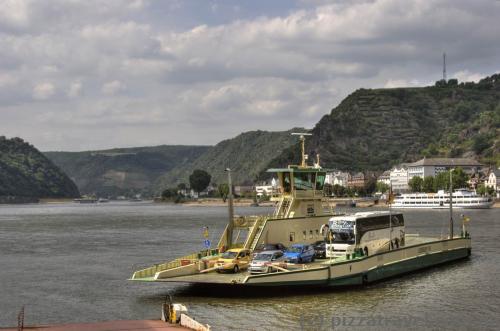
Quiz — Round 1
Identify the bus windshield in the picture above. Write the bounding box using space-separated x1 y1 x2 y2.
329 219 355 244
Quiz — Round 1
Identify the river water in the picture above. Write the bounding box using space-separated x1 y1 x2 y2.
0 202 499 330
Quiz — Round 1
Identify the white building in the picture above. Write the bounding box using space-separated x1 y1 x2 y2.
407 158 483 180
377 170 391 186
325 171 349 187
485 168 500 197
390 166 409 192
255 185 274 197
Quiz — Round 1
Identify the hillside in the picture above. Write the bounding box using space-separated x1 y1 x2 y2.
265 74 500 174
45 145 209 197
0 137 80 199
154 129 304 191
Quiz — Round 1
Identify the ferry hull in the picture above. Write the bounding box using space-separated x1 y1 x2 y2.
132 237 471 288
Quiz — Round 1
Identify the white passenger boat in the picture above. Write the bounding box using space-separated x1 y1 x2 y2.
392 189 493 209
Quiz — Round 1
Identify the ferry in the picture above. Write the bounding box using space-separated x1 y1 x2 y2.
130 134 471 287
392 189 493 209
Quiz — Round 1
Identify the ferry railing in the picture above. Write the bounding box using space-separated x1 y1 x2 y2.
132 249 220 279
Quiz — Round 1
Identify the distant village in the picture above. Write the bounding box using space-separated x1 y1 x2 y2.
173 157 500 201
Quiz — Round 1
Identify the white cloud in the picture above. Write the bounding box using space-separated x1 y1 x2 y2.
453 70 484 83
67 81 82 98
32 82 55 100
1 0 500 150
101 80 126 95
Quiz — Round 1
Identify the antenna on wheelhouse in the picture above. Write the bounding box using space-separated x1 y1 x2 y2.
291 132 312 167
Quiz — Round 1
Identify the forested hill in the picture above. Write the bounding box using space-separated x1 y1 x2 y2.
266 74 500 173
45 145 210 197
154 129 304 190
0 137 80 199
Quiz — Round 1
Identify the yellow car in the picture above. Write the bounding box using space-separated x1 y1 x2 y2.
215 248 251 273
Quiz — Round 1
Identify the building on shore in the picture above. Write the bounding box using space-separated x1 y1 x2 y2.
347 172 366 188
390 165 409 193
407 157 483 180
255 185 275 197
485 168 500 197
377 170 391 186
325 171 350 187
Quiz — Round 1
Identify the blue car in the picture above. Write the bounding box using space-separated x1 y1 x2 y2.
284 244 315 263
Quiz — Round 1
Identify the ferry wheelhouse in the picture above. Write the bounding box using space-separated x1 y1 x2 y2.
392 189 493 209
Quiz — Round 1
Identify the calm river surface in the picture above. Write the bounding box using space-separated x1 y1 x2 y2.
0 202 499 330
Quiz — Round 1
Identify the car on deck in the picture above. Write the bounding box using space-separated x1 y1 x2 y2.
313 240 326 259
249 250 287 274
284 244 315 263
252 243 287 257
216 248 251 273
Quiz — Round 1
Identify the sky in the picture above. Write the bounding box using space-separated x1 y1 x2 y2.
1 0 499 151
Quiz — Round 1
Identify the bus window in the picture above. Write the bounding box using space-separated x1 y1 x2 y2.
329 219 356 244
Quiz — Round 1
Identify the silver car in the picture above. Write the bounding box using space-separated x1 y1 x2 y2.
249 250 286 274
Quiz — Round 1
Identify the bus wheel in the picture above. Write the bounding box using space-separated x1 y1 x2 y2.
364 247 369 256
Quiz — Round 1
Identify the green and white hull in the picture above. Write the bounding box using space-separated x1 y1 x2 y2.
131 236 471 287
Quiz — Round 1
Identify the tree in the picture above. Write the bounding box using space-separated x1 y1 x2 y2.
408 176 423 192
364 177 377 195
422 176 435 193
434 168 470 192
477 183 486 196
451 168 469 189
376 182 389 193
217 183 229 202
323 183 333 197
189 169 211 195
332 184 346 197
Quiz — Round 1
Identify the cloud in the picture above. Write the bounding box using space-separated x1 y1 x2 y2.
32 82 55 100
0 0 499 150
67 81 82 98
101 80 126 95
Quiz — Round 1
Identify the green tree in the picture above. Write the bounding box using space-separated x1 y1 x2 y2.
451 168 469 189
189 169 211 195
434 168 470 191
477 183 486 196
408 176 423 192
161 188 183 203
177 183 187 191
364 177 377 195
217 183 229 202
332 184 346 197
376 182 389 193
422 176 435 193
473 134 490 154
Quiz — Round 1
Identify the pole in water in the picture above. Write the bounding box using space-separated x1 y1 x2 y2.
449 170 453 239
225 168 234 248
